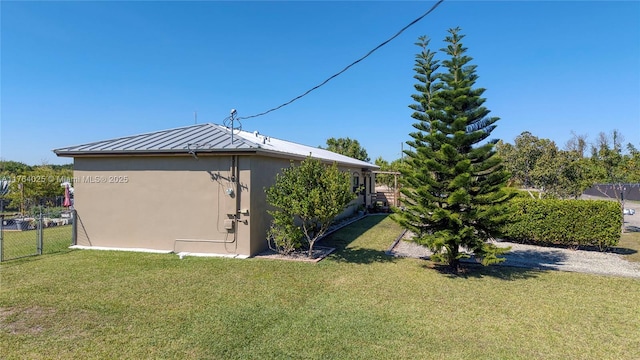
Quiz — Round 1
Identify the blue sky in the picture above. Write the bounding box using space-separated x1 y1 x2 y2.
2 1 639 165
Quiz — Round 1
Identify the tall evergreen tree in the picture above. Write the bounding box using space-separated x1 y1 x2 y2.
394 28 512 273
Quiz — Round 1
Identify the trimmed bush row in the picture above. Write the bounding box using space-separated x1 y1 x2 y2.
500 198 622 250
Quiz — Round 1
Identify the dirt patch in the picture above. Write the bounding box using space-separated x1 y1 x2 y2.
254 246 336 263
0 306 56 335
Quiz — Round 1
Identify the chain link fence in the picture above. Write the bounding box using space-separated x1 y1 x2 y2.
0 207 75 262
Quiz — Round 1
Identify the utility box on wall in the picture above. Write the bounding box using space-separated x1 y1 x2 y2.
223 219 234 231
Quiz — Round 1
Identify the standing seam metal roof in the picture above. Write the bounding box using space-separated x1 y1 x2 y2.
54 124 255 153
53 123 378 169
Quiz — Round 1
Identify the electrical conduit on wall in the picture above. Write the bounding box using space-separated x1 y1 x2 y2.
174 155 241 256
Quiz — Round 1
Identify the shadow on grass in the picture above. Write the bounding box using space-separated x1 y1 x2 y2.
328 247 397 264
607 247 637 255
425 262 546 281
0 248 76 268
417 247 569 280
321 215 397 264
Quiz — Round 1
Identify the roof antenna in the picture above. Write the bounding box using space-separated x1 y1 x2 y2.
194 111 198 124
223 109 242 144
230 109 237 144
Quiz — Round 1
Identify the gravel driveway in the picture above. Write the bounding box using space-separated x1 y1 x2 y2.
622 200 640 231
389 233 640 278
389 197 640 278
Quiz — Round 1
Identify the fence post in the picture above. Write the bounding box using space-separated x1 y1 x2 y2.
37 211 43 255
0 215 4 262
71 209 77 246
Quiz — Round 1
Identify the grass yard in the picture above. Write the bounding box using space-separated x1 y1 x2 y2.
1 216 639 359
618 231 640 262
1 225 72 261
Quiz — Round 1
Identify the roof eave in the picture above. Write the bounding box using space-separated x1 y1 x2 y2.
53 148 259 158
53 147 380 170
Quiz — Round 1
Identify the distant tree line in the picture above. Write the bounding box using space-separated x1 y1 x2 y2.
321 137 370 163
496 130 640 199
363 129 640 199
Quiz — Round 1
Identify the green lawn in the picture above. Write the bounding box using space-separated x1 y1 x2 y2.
1 216 639 359
1 225 72 261
618 231 640 262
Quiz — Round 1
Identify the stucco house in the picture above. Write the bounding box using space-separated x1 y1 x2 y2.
54 123 378 257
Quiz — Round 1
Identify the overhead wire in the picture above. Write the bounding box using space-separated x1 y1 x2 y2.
238 0 445 120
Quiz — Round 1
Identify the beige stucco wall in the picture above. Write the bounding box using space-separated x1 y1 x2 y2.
246 156 292 255
245 156 372 252
72 154 375 257
73 156 252 255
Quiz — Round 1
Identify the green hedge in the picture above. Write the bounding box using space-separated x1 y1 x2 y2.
500 198 622 250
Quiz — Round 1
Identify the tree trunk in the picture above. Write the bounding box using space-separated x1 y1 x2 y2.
450 259 460 274
308 239 315 258
449 245 460 274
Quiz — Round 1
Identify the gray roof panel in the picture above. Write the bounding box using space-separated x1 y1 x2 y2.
53 123 378 169
54 124 255 154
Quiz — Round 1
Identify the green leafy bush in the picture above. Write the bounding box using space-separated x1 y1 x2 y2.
46 206 64 219
500 198 622 250
266 157 355 257
267 212 303 255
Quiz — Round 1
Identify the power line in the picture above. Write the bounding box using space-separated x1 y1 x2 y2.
239 0 445 120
